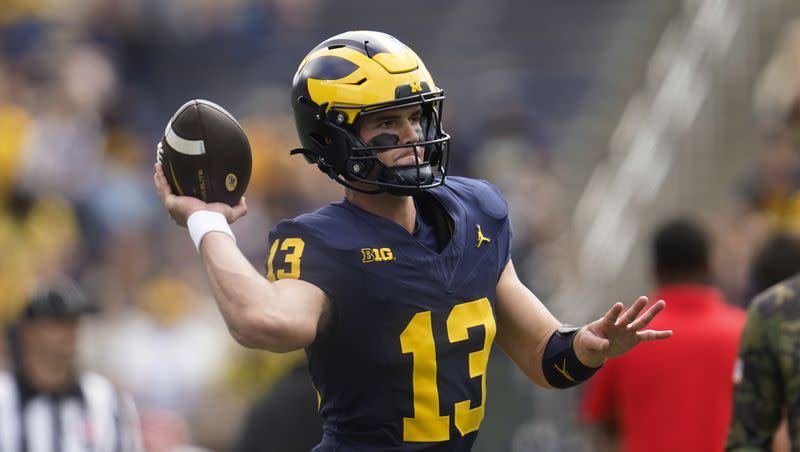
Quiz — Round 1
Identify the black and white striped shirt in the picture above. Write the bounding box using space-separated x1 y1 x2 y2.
0 371 143 452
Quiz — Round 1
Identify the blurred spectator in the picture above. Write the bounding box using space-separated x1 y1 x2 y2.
0 63 30 202
723 234 800 452
749 233 800 299
737 130 800 234
726 263 800 450
711 127 799 306
753 18 800 137
90 276 236 449
15 44 114 204
0 194 83 352
467 114 574 295
725 18 800 452
581 218 746 452
713 18 800 307
0 278 143 451
139 409 212 452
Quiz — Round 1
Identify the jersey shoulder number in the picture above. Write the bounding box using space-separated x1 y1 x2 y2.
265 208 357 295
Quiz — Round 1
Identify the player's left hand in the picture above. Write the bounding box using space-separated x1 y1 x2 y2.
574 296 672 367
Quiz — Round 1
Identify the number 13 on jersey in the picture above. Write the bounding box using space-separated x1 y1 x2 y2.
400 297 496 442
266 238 305 281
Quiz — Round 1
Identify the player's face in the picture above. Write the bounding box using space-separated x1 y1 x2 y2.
358 105 424 167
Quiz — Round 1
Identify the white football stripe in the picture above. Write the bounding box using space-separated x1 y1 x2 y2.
196 99 239 124
165 126 205 156
164 100 196 137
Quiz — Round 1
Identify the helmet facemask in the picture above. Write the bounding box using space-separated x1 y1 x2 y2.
349 92 449 195
293 90 450 196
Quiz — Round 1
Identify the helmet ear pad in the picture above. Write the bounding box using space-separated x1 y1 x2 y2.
299 112 362 179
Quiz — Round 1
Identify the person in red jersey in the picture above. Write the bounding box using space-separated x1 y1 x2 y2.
581 218 746 452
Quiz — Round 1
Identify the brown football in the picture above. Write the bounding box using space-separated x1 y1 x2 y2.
157 99 251 206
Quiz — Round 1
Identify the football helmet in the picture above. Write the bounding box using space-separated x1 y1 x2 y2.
290 31 450 195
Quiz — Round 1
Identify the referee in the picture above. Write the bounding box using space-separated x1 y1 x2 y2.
0 278 143 452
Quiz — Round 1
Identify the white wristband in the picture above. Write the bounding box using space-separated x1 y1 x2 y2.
187 210 236 252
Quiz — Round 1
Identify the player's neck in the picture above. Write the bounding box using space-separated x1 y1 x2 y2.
346 189 416 233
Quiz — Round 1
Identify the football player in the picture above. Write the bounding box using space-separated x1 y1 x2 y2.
154 31 672 451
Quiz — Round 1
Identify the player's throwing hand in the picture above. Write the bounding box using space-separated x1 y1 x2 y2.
154 162 247 227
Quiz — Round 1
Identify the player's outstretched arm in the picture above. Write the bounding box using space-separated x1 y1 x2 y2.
154 163 328 353
495 260 672 389
494 260 561 387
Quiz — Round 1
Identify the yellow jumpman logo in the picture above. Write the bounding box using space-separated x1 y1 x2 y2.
476 224 491 248
554 359 575 382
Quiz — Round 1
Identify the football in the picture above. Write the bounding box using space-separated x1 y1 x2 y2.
157 99 251 206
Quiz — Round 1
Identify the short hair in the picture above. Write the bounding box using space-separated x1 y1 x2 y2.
652 218 710 283
749 233 800 295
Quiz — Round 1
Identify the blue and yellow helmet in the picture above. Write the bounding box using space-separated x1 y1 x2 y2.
291 31 450 195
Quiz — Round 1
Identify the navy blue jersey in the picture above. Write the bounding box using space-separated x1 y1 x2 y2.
266 177 512 451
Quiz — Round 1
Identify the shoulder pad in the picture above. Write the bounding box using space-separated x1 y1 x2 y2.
272 204 362 251
753 274 800 317
444 177 508 220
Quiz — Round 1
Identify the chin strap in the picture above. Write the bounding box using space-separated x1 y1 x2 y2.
379 164 434 195
289 147 317 163
291 147 386 194
292 148 437 196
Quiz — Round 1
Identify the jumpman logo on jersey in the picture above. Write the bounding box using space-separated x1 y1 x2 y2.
476 224 491 248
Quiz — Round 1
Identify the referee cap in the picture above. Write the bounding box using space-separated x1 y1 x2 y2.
20 278 96 322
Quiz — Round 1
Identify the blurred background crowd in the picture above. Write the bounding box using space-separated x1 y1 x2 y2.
2 0 800 451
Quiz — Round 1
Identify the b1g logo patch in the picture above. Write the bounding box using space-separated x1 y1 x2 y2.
361 247 394 263
225 173 238 192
